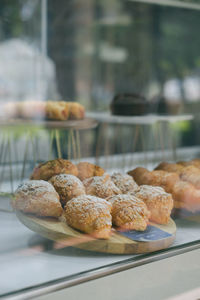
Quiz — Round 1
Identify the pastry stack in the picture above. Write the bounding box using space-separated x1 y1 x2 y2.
128 159 200 212
13 159 174 240
3 100 85 120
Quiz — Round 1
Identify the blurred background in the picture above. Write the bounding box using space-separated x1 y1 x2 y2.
1 0 200 190
1 0 200 111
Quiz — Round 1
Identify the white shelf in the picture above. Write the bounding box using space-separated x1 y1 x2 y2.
86 112 194 125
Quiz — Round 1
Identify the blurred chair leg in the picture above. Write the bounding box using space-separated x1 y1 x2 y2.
95 123 104 166
75 130 81 162
129 124 140 169
21 133 30 181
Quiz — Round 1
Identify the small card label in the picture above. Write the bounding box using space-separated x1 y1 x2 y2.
118 225 172 242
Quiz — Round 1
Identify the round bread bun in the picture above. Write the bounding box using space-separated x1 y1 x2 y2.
77 162 105 181
65 195 112 239
46 101 69 120
3 102 19 118
13 180 63 217
111 172 139 194
19 101 46 119
127 167 150 186
30 159 78 181
154 162 184 174
172 180 200 212
49 174 85 206
135 185 173 224
107 194 150 231
83 174 121 199
179 165 200 189
67 102 85 120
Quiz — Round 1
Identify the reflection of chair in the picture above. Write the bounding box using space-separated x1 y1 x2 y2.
0 118 97 195
88 112 194 172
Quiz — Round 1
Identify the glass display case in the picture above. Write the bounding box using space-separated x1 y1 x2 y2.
0 1 200 299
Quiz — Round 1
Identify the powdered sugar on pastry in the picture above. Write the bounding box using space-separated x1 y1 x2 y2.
49 174 85 206
30 158 78 181
107 194 150 231
16 180 57 197
13 180 63 217
65 195 112 239
135 185 173 224
111 172 139 194
83 174 121 199
77 162 105 181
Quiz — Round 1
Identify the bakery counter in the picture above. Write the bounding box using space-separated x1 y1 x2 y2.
0 199 200 299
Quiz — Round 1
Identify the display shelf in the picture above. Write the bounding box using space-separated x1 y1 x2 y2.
0 118 98 193
88 112 194 167
86 112 193 125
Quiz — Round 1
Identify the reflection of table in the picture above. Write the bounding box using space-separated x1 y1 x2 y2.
86 112 194 169
86 112 193 124
0 118 98 193
0 117 98 130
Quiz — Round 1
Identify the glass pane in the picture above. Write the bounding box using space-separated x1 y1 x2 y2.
0 0 200 298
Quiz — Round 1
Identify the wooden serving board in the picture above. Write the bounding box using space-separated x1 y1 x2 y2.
17 212 176 254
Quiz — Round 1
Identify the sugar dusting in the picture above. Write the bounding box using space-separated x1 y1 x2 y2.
135 185 172 204
111 172 139 193
16 180 57 196
50 174 84 188
84 174 121 197
65 195 112 227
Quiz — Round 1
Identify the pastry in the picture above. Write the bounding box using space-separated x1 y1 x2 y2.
127 167 151 186
111 172 139 194
171 180 200 212
83 174 121 199
155 162 184 174
135 185 173 224
3 100 85 121
107 194 150 231
12 180 63 217
30 159 78 181
77 162 105 181
178 159 200 169
49 174 85 206
179 165 200 189
146 170 180 193
3 102 19 118
65 195 112 239
128 167 179 193
19 101 46 119
67 102 85 120
156 162 200 189
46 101 69 120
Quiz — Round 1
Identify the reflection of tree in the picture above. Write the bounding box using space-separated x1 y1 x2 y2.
48 0 76 100
0 0 23 38
0 0 41 42
117 3 200 101
114 2 154 95
154 6 200 98
2 1 200 105
91 2 200 106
